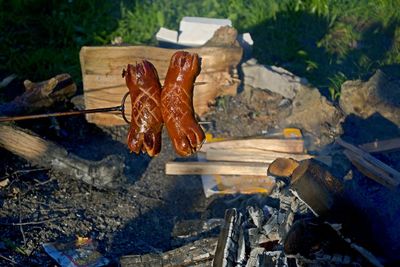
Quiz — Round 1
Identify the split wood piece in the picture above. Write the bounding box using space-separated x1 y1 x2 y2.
201 138 304 154
337 138 400 188
359 138 400 153
211 174 276 195
343 150 399 188
0 124 125 189
80 46 242 125
290 159 344 217
268 158 300 177
206 148 311 163
0 74 76 116
165 161 269 176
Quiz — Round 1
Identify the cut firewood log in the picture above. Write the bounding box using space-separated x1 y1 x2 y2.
0 124 125 189
201 138 304 154
290 159 344 217
0 74 76 116
206 148 311 163
359 138 400 153
337 138 400 188
268 158 300 177
289 159 388 266
165 161 269 176
80 45 242 126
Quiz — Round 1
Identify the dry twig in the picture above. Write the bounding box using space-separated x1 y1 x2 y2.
0 254 17 265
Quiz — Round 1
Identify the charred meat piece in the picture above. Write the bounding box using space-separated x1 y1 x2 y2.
123 60 163 156
161 51 205 156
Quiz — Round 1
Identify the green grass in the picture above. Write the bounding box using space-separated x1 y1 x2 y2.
1 0 400 100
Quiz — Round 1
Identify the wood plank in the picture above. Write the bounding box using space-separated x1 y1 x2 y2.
82 71 239 125
337 138 400 187
359 138 400 153
80 46 242 76
206 148 312 163
80 45 242 125
201 139 304 153
165 161 269 176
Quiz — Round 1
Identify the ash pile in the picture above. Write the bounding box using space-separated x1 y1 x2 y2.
213 184 369 267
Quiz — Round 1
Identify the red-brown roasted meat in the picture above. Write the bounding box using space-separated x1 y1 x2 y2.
161 51 205 156
122 60 163 157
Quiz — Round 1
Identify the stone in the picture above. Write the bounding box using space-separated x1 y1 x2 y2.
178 17 232 46
204 26 240 48
283 85 343 146
339 70 400 126
241 59 308 99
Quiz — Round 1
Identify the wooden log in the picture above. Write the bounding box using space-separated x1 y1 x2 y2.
337 138 400 188
80 45 243 125
359 138 400 153
290 159 344 217
201 138 304 154
165 161 269 176
289 159 386 265
0 124 124 189
0 74 76 116
206 148 312 163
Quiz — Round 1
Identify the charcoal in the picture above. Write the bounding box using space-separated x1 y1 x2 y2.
247 206 264 228
213 209 242 267
120 237 217 267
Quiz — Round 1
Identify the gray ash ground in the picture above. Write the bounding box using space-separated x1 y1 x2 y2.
0 88 285 266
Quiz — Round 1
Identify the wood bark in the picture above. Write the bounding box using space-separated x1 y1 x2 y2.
290 159 344 217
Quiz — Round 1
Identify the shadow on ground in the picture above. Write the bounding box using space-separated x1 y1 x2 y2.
329 113 400 262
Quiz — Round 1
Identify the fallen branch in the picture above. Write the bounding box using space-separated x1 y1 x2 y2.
0 216 72 226
0 254 17 265
0 124 125 189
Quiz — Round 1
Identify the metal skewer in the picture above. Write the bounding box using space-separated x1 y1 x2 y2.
0 92 131 124
0 91 210 125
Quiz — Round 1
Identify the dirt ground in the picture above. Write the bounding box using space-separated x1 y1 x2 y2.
2 75 400 265
0 83 293 266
